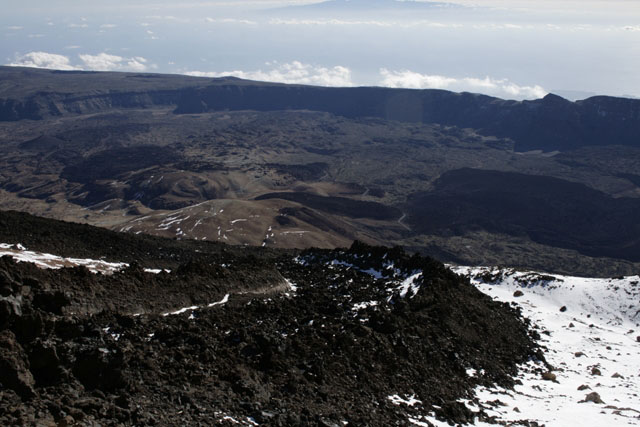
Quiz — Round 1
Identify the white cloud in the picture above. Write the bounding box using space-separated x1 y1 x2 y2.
205 17 257 25
7 51 153 73
145 29 159 40
78 53 149 72
65 45 81 50
8 52 79 70
100 24 118 29
7 26 23 30
184 64 545 99
379 69 547 100
68 23 89 29
624 25 640 32
186 61 353 87
380 70 456 89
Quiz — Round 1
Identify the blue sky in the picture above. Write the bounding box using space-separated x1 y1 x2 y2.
3 0 639 100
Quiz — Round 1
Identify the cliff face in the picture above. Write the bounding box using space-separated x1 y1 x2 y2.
0 98 46 121
2 66 639 151
173 86 640 151
0 90 184 121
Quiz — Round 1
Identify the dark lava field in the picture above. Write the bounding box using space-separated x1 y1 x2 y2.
0 211 543 425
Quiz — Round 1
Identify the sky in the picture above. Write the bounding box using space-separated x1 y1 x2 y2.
2 0 639 100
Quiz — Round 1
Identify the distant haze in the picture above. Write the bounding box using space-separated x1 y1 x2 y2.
2 0 639 100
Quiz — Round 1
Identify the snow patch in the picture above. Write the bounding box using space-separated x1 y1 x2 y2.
395 272 423 298
0 243 127 274
163 305 199 316
446 266 640 427
207 293 230 307
1 243 172 275
388 394 422 407
352 300 379 311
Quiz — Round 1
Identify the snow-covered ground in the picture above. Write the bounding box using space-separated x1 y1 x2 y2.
434 266 640 427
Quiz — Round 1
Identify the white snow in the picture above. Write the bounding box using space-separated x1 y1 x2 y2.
217 414 259 425
327 259 386 279
207 293 230 307
388 394 422 407
395 272 423 298
163 305 199 316
162 293 230 316
352 300 379 311
434 266 640 427
156 214 190 231
0 243 173 276
466 368 478 377
284 279 298 297
0 243 127 274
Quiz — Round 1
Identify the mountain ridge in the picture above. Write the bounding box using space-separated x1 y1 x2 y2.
2 66 639 152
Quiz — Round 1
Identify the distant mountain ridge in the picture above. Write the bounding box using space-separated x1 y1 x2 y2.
279 0 459 11
1 66 639 152
174 86 640 152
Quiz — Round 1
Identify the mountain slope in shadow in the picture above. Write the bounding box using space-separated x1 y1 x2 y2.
405 168 640 261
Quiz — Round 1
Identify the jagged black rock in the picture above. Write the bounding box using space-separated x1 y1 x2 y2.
0 214 542 426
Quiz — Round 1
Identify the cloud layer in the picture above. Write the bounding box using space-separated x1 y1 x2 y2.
380 69 547 99
9 51 152 72
8 52 78 70
186 61 354 87
188 62 546 99
7 53 547 99
78 53 149 72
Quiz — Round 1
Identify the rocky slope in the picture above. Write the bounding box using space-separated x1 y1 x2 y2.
0 212 542 426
